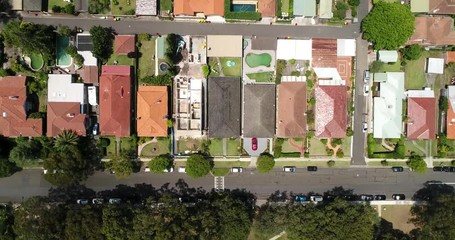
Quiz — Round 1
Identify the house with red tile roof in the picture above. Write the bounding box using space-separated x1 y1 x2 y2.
137 86 168 137
47 102 87 137
276 82 306 138
407 16 455 46
315 85 347 138
0 76 42 137
114 35 136 55
174 0 224 16
447 86 455 139
99 65 131 137
407 89 436 140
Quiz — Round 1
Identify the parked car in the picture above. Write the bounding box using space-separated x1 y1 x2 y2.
343 195 358 201
442 166 450 172
392 194 406 200
362 122 368 133
252 138 258 151
92 198 104 204
374 195 386 201
283 166 296 172
364 85 369 96
392 166 404 172
144 167 150 172
294 195 308 202
310 195 323 202
231 167 243 173
450 167 455 172
76 199 89 205
433 166 443 172
178 166 186 173
92 123 99 135
307 166 318 172
364 70 370 83
360 195 374 201
164 167 174 173
108 198 121 204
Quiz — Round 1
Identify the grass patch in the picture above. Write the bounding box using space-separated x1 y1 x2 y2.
246 71 274 82
404 51 442 90
280 0 292 17
379 59 402 72
48 0 69 11
160 0 173 12
281 139 304 152
106 137 117 157
211 168 230 176
378 205 415 233
107 54 134 66
213 161 250 168
227 139 241 156
341 137 351 156
177 138 203 154
367 161 407 167
220 57 242 76
138 38 156 79
140 138 170 157
16 160 43 169
209 139 223 156
208 58 221 77
308 138 328 156
403 140 426 157
120 138 132 151
112 0 136 15
274 161 350 167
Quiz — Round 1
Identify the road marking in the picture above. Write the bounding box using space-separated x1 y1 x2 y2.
214 177 224 190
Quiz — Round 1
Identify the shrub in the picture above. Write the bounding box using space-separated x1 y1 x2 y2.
402 44 423 61
346 127 353 137
304 152 310 158
100 138 110 148
124 9 135 15
257 153 275 173
451 160 455 166
273 138 284 158
52 5 62 12
326 148 334 156
348 0 360 6
138 33 151 42
141 74 172 86
307 131 314 139
336 150 344 158
280 152 301 158
380 160 388 166
439 96 449 111
331 138 342 146
333 1 349 20
320 139 328 144
291 71 300 77
369 61 383 73
307 79 314 89
148 155 172 173
202 65 210 77
275 60 286 84
327 160 335 167
63 4 75 15
308 97 316 106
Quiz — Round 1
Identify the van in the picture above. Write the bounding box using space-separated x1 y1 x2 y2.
364 70 370 83
178 167 186 173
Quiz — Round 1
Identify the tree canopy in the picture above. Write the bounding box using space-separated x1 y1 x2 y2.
140 74 172 86
186 154 212 178
108 154 134 179
407 153 427 174
362 2 415 50
257 153 275 173
89 26 113 63
148 155 172 173
402 44 423 61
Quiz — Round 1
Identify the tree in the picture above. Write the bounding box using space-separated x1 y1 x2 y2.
439 96 448 111
348 0 360 7
370 61 384 73
407 153 427 174
102 204 134 240
186 154 212 178
362 2 415 50
257 153 275 173
88 0 110 14
89 26 113 63
140 74 172 86
8 138 41 167
58 25 72 36
54 130 79 151
148 155 172 173
64 206 104 240
0 159 17 178
165 34 183 64
0 205 14 240
63 3 75 14
108 154 133 179
403 44 423 60
52 5 62 12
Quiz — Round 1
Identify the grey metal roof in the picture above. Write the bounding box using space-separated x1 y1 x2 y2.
251 37 277 50
243 84 276 138
74 0 89 12
23 0 42 11
208 77 241 138
77 35 93 51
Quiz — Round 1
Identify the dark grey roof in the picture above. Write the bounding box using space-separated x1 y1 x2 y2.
74 0 89 11
208 77 241 138
243 84 276 138
23 0 42 11
251 37 277 50
77 35 93 51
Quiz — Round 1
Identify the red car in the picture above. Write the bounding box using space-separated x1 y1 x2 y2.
252 138 258 150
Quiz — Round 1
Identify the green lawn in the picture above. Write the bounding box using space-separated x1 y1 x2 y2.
107 54 134 66
106 137 117 157
211 168 230 176
246 71 274 82
281 138 304 152
140 138 170 157
138 39 156 79
209 139 223 156
48 0 69 11
227 139 241 156
220 57 242 76
308 138 327 155
403 140 426 157
274 160 350 167
404 55 427 90
280 0 292 17
177 138 203 154
208 58 221 77
112 0 136 15
160 0 173 12
213 161 250 168
379 59 402 72
341 137 351 156
367 161 407 167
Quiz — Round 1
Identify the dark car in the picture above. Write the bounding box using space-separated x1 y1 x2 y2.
450 167 455 172
307 166 318 172
442 166 450 172
360 195 374 201
251 138 258 151
374 195 386 201
433 166 443 172
392 194 406 200
392 166 404 172
343 195 358 201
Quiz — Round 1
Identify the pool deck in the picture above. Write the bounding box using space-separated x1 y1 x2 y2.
242 38 276 83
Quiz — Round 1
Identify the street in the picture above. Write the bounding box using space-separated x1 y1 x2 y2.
0 169 452 202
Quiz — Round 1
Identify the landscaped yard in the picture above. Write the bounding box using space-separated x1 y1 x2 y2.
213 161 250 168
246 71 274 82
160 0 173 12
404 51 443 90
227 139 241 156
279 0 293 17
209 139 223 156
367 161 407 167
138 38 156 79
403 140 426 157
140 138 170 157
107 54 134 66
379 59 402 72
220 57 242 76
106 137 117 157
281 138 304 153
177 138 204 154
112 0 136 15
308 138 327 156
274 160 350 167
208 58 221 77
377 205 415 233
48 0 69 11
341 137 351 156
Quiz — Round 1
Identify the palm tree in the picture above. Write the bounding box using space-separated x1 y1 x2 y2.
54 130 79 151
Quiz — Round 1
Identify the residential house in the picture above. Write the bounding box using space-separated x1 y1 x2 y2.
373 72 405 139
114 35 136 55
136 0 157 15
411 0 455 14
23 0 42 11
378 50 399 63
258 0 276 17
77 66 99 85
99 66 131 137
276 82 306 138
207 77 241 138
276 39 312 60
426 58 445 74
174 76 203 137
447 86 455 139
243 84 276 138
315 85 347 138
406 89 436 140
47 74 87 137
76 33 97 66
207 35 243 58
0 76 42 137
407 16 455 46
174 0 224 17
319 0 333 18
137 86 168 137
294 0 316 17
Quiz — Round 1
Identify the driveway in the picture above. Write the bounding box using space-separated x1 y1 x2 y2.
243 138 267 156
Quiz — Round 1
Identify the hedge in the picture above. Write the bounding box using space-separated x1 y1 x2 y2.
279 152 301 158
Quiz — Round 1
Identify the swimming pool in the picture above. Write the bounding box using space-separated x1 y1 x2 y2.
29 53 44 71
231 4 256 12
56 36 72 67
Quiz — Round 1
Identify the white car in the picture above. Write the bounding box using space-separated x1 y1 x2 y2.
231 167 243 173
76 199 89 205
362 122 368 133
310 195 323 202
92 198 104 204
108 198 121 204
364 85 369 96
364 70 370 83
283 166 296 172
144 166 150 172
178 167 186 173
164 167 174 173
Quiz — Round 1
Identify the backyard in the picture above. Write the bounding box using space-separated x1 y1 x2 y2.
140 138 170 157
138 38 156 79
246 72 274 82
279 0 293 17
160 0 173 12
107 53 134 66
112 0 136 15
245 53 272 68
404 51 443 90
378 59 402 73
220 57 242 76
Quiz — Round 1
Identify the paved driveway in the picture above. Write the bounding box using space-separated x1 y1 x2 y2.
243 138 267 156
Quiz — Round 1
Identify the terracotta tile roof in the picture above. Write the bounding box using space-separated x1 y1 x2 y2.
137 86 168 137
0 76 42 137
277 82 306 138
429 0 455 14
47 102 87 137
174 0 224 16
407 97 436 140
77 66 99 84
99 66 131 137
446 51 455 63
114 35 135 55
447 99 455 139
407 16 455 46
337 56 352 86
258 0 276 17
312 38 337 68
315 85 347 138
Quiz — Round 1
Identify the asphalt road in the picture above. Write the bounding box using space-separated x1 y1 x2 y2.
0 169 453 202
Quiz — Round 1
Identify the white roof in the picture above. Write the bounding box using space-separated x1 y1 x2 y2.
313 67 345 86
407 88 434 98
373 72 405 139
276 39 312 60
319 0 333 18
337 39 356 57
427 58 444 74
88 86 97 106
378 50 399 63
449 86 455 111
207 35 243 57
78 51 97 66
48 74 86 104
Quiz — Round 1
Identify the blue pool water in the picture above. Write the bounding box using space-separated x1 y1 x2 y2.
232 4 256 12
